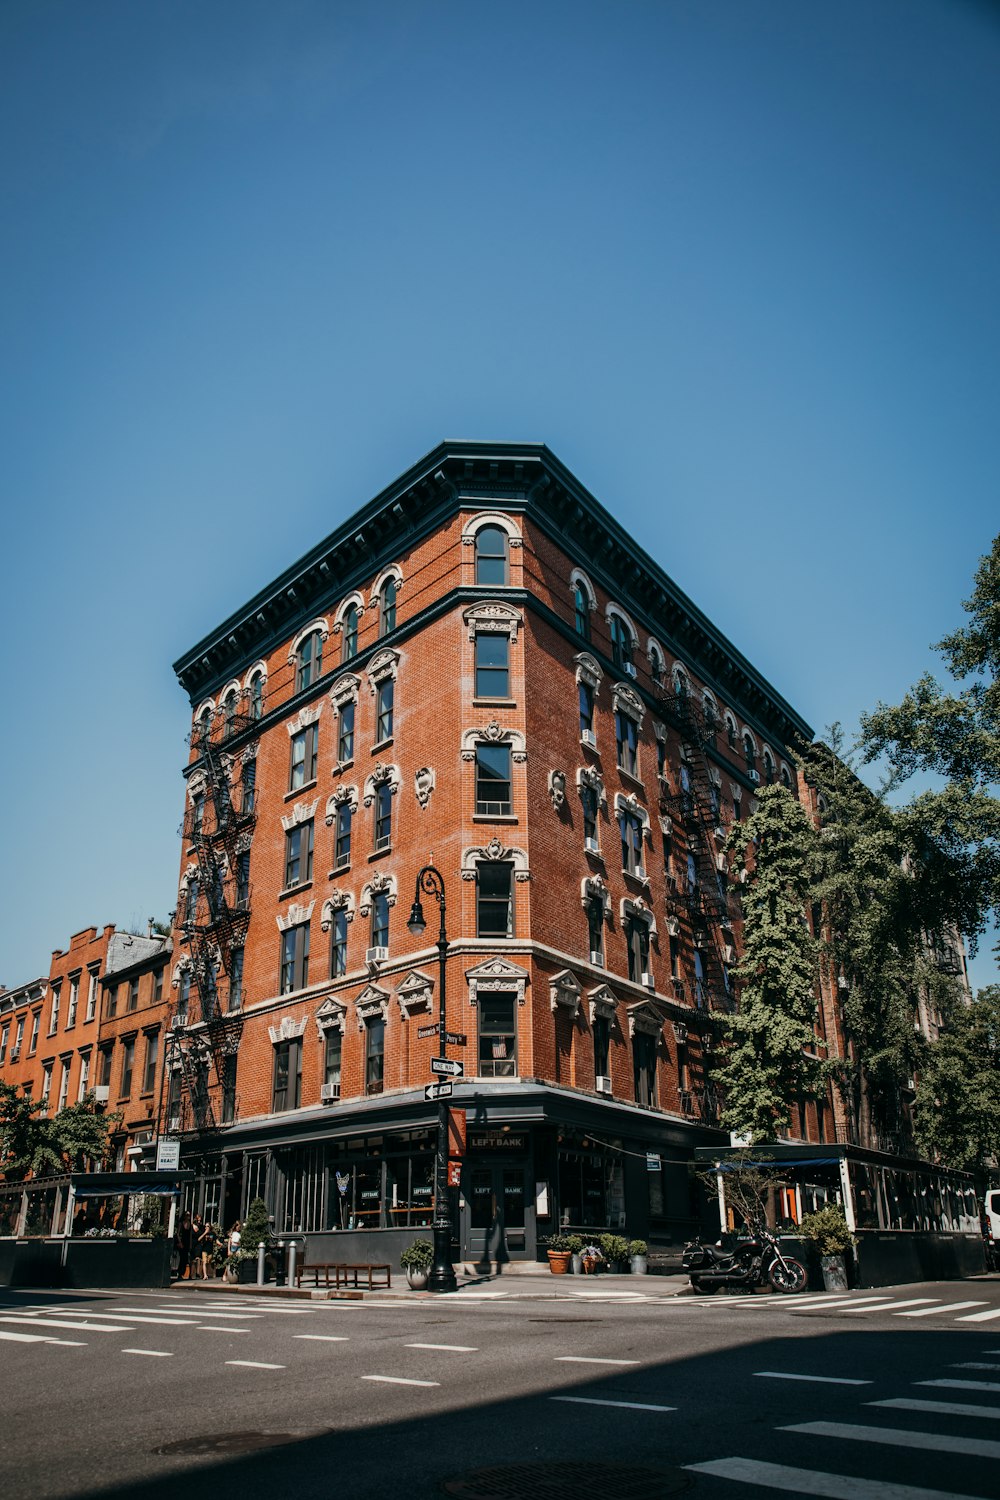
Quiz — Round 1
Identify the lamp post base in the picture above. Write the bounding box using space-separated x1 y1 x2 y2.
429 1220 457 1293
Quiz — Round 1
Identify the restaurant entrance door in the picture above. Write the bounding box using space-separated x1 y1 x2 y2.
465 1162 528 1265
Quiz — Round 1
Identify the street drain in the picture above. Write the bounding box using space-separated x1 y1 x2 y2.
442 1462 689 1498
154 1432 316 1457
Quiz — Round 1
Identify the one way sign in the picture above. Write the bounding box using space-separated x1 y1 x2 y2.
430 1056 464 1078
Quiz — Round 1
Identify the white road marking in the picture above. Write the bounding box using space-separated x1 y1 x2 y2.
401 1350 476 1362
138 1306 264 1318
294 1334 350 1342
799 1296 898 1311
951 1362 1000 1371
684 1455 984 1498
755 1371 872 1386
225 1360 285 1370
555 1355 640 1366
917 1378 1000 1394
849 1299 939 1314
197 1326 250 1333
784 1420 1000 1461
956 1308 1000 1323
897 1301 987 1318
361 1375 440 1387
551 1396 675 1412
870 1398 1000 1421
0 1330 87 1346
122 1348 173 1358
0 1316 131 1333
82 1314 197 1327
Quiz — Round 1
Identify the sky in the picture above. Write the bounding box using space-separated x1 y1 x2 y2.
1 0 997 989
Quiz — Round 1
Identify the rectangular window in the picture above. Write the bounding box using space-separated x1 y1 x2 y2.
49 986 61 1034
77 1051 90 1101
191 794 205 839
289 723 318 791
120 1039 135 1099
236 851 251 907
338 702 355 764
280 924 310 995
106 985 118 1020
86 970 98 1021
475 634 509 697
185 877 199 924
284 820 315 888
619 811 644 877
693 948 706 1008
229 947 244 1011
475 743 512 816
334 803 353 870
324 1031 342 1096
272 1039 302 1112
242 758 257 815
365 1020 385 1095
669 934 681 978
373 784 392 852
581 784 599 844
221 1053 238 1124
0 1025 7 1063
371 891 390 950
579 681 594 737
587 896 604 962
67 978 79 1029
41 1063 53 1106
57 1060 70 1111
142 1033 159 1094
99 1046 113 1087
477 993 517 1078
152 967 164 1004
594 1014 610 1077
329 910 348 977
375 679 394 742
627 917 650 984
633 1032 657 1107
616 711 639 776
14 1018 25 1054
656 738 667 777
127 977 140 1012
477 862 513 938
177 971 191 1023
29 1012 40 1053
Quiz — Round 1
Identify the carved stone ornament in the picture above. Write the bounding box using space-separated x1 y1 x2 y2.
574 652 602 692
268 1014 308 1044
366 649 399 693
276 901 314 933
328 673 361 712
397 969 434 1017
358 873 396 917
333 595 365 633
710 767 723 788
171 956 192 989
461 511 523 548
577 766 606 806
363 763 400 807
588 983 617 1025
325 785 359 824
621 896 656 935
628 1002 662 1039
549 969 582 1017
281 798 318 833
462 841 530 882
463 600 522 644
287 702 322 736
729 783 742 802
414 766 435 808
581 874 611 914
355 984 390 1029
652 718 667 745
614 792 650 837
466 956 528 1007
186 770 208 802
287 619 330 666
460 723 527 763
666 915 681 938
611 682 644 726
548 769 567 809
320 892 354 931
235 829 253 854
315 997 348 1040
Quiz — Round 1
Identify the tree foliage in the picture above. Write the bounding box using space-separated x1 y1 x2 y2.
915 985 1000 1174
714 784 820 1143
860 532 1000 958
0 1084 116 1180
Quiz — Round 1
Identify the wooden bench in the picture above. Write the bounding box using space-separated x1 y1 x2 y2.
295 1261 392 1291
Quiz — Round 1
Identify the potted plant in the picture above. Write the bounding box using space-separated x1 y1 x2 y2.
600 1233 630 1273
566 1234 584 1275
544 1233 573 1274
580 1243 603 1274
628 1238 648 1275
401 1238 434 1290
799 1204 855 1291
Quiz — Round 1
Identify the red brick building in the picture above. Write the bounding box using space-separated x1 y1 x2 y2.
165 441 824 1258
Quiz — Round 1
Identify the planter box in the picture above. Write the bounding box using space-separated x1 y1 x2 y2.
0 1237 172 1289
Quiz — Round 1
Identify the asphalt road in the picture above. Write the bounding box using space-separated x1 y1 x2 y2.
5 1278 1000 1500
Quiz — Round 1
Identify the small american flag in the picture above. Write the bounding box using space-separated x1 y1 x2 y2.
492 1040 508 1060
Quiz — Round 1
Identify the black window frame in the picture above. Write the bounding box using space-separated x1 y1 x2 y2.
474 525 508 585
375 678 394 743
338 701 355 763
365 1019 385 1095
380 579 397 636
329 908 349 977
579 680 595 737
284 819 314 889
476 861 514 939
296 630 323 693
475 632 510 698
272 1038 302 1112
619 809 644 876
289 722 318 791
633 1031 657 1107
615 710 639 776
574 583 591 640
280 923 310 996
342 604 359 661
477 991 517 1078
334 802 353 870
475 742 512 816
373 783 392 852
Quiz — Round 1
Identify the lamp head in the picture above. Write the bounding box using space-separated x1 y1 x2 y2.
407 899 426 938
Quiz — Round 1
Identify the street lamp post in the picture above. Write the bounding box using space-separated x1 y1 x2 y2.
407 863 458 1293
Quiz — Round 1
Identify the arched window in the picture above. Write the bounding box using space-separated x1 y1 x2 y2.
574 583 591 640
702 694 718 737
780 764 792 789
743 732 757 771
342 604 359 662
296 630 323 692
674 669 689 700
609 614 633 673
221 687 239 738
475 525 508 586
725 714 737 750
248 672 264 720
380 578 397 637
763 750 775 785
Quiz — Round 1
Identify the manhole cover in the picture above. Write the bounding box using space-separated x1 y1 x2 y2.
442 1462 689 1499
154 1432 312 1457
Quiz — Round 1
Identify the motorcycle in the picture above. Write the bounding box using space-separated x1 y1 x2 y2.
682 1220 808 1294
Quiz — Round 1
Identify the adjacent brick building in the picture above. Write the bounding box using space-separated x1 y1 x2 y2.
165 441 827 1256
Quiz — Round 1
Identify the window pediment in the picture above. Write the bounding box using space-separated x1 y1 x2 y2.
460 722 527 763
611 682 644 725
315 998 348 1039
358 873 397 916
329 673 361 711
276 901 314 932
466 956 528 1006
588 984 617 1024
268 1014 308 1044
366 649 399 692
363 763 400 806
574 652 602 692
281 798 318 832
287 703 322 736
356 984 390 1029
576 766 606 806
463 600 522 643
628 1002 662 1039
621 896 657 934
320 893 354 930
462 840 530 881
581 874 611 913
549 970 582 1017
326 785 359 823
397 969 434 1018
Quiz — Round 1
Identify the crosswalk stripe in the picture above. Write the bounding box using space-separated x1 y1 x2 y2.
917 1378 1000 1394
225 1360 285 1370
405 1343 478 1352
755 1371 871 1386
122 1348 173 1358
0 1330 87 1346
783 1420 1000 1461
0 1316 131 1333
897 1302 987 1318
849 1299 939 1314
870 1398 1000 1421
951 1363 1000 1372
362 1375 439 1387
551 1396 676 1412
684 1455 985 1497
197 1326 250 1333
955 1308 1000 1323
555 1356 640 1366
294 1335 350 1342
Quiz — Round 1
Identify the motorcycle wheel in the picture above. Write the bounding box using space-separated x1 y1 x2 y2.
691 1279 718 1294
768 1257 807 1294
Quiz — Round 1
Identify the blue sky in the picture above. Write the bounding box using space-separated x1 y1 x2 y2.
1 0 997 988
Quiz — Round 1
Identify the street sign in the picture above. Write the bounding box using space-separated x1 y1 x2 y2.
156 1138 181 1170
646 1152 660 1173
424 1082 453 1101
444 1031 467 1047
447 1160 462 1187
430 1056 464 1078
417 1023 439 1039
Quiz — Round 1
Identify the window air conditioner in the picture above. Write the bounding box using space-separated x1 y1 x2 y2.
641 973 655 990
320 1082 341 1102
595 1075 613 1095
748 769 761 784
93 1085 110 1103
168 1114 181 1132
171 1015 186 1030
714 826 726 843
672 1023 688 1044
724 944 736 964
623 662 637 679
590 950 604 966
715 852 727 872
584 836 600 853
366 946 389 965
9 1048 20 1062
581 729 597 748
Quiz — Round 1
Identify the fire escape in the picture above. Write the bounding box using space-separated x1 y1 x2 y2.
166 697 256 1134
656 685 744 1126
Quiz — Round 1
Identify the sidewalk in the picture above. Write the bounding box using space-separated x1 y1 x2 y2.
168 1268 691 1301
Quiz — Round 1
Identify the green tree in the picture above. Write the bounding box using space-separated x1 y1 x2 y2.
714 784 820 1143
0 1084 116 1180
914 985 1000 1174
50 1094 118 1172
860 532 1000 958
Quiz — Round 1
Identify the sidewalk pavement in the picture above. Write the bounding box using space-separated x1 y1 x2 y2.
169 1268 692 1301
